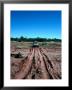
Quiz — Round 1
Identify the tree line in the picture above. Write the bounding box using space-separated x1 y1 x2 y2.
11 36 61 42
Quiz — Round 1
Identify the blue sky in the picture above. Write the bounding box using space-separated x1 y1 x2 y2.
11 11 61 39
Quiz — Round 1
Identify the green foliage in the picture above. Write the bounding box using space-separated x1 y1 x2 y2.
11 36 61 42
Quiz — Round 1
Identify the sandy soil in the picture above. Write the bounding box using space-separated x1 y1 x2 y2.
11 42 61 79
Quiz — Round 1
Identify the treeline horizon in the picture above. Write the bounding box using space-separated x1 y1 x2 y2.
11 36 61 42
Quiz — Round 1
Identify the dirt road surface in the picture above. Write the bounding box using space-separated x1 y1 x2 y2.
11 47 61 79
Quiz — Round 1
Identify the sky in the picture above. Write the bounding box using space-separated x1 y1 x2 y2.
11 11 61 39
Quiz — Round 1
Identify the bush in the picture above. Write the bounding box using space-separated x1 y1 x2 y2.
14 52 23 58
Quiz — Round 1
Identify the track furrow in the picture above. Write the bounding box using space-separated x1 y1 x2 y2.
15 48 34 79
40 48 61 79
38 48 48 79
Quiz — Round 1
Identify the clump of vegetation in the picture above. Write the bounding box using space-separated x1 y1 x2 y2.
11 52 23 58
15 52 23 58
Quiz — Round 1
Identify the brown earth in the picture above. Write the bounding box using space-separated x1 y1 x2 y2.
11 43 61 79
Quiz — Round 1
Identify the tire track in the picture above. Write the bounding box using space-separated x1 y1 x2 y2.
15 48 34 79
40 48 61 79
38 48 49 79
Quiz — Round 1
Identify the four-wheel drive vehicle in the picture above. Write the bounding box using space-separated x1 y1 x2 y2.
32 41 39 47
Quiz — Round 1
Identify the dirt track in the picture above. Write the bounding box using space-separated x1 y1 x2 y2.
11 47 61 79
